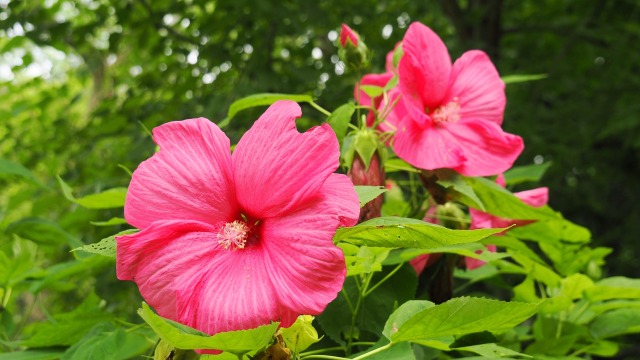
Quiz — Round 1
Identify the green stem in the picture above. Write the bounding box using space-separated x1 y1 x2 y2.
301 355 348 360
341 288 355 315
1 287 11 308
351 342 394 360
299 347 345 357
309 101 331 117
365 263 404 297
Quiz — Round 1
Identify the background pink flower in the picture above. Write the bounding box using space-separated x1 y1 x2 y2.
391 22 523 176
116 101 360 338
467 174 549 269
340 23 359 47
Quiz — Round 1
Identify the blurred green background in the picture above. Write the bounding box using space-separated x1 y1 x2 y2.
1 0 639 283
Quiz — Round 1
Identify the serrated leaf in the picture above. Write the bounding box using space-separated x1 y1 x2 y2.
138 302 278 354
355 185 388 207
383 243 510 266
390 297 538 344
327 102 355 144
220 93 314 127
340 243 389 276
72 229 138 258
334 217 507 248
383 300 435 339
503 162 552 185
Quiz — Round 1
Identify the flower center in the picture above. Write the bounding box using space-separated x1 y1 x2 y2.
431 98 461 124
217 220 250 250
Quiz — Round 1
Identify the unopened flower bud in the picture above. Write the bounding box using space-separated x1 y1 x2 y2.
348 152 385 223
337 23 369 71
436 202 468 230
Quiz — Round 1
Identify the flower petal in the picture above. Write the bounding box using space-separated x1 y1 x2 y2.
399 22 452 111
446 50 506 125
233 101 340 219
515 187 549 208
116 220 219 321
125 118 236 229
258 175 357 319
464 245 497 270
393 114 466 171
175 243 284 335
449 119 524 176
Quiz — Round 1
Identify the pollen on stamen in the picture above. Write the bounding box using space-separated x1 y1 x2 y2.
432 97 461 124
217 220 250 250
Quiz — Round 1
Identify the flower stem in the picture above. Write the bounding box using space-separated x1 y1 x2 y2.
309 101 332 117
351 342 394 360
364 263 404 297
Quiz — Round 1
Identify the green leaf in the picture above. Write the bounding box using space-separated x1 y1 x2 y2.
57 176 127 209
390 297 538 344
22 293 114 347
501 74 548 84
359 85 384 98
0 350 65 360
454 343 532 358
383 243 510 266
383 300 435 339
138 302 278 354
279 315 319 353
439 176 485 211
90 217 128 226
72 229 138 258
384 158 419 173
61 323 153 360
585 276 640 301
0 159 42 185
5 217 80 247
220 93 314 127
503 162 552 185
333 217 507 248
340 243 390 276
355 185 388 207
327 102 355 144
590 308 640 339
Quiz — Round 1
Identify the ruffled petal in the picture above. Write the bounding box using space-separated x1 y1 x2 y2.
399 22 452 112
449 119 524 177
515 187 549 208
258 175 357 319
393 114 466 171
233 101 340 219
125 118 236 229
116 220 219 321
446 50 506 125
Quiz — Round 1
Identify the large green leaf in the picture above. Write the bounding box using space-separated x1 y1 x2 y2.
61 323 153 360
220 93 314 127
389 297 538 344
503 162 552 185
57 176 127 209
138 302 278 354
590 308 640 339
0 350 65 360
334 217 507 248
585 276 640 301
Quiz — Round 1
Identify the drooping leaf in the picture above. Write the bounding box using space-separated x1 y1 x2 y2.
138 302 278 354
5 217 80 248
501 74 548 84
334 217 507 248
0 159 43 185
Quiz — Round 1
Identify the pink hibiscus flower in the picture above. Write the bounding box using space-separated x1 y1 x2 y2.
116 101 360 338
340 23 359 48
369 22 524 176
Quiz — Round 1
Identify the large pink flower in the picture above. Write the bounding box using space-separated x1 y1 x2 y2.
116 101 360 338
388 22 524 176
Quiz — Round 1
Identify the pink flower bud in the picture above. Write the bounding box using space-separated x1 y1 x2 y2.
340 23 359 48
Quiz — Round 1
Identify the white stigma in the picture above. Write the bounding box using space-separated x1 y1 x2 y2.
217 220 250 250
